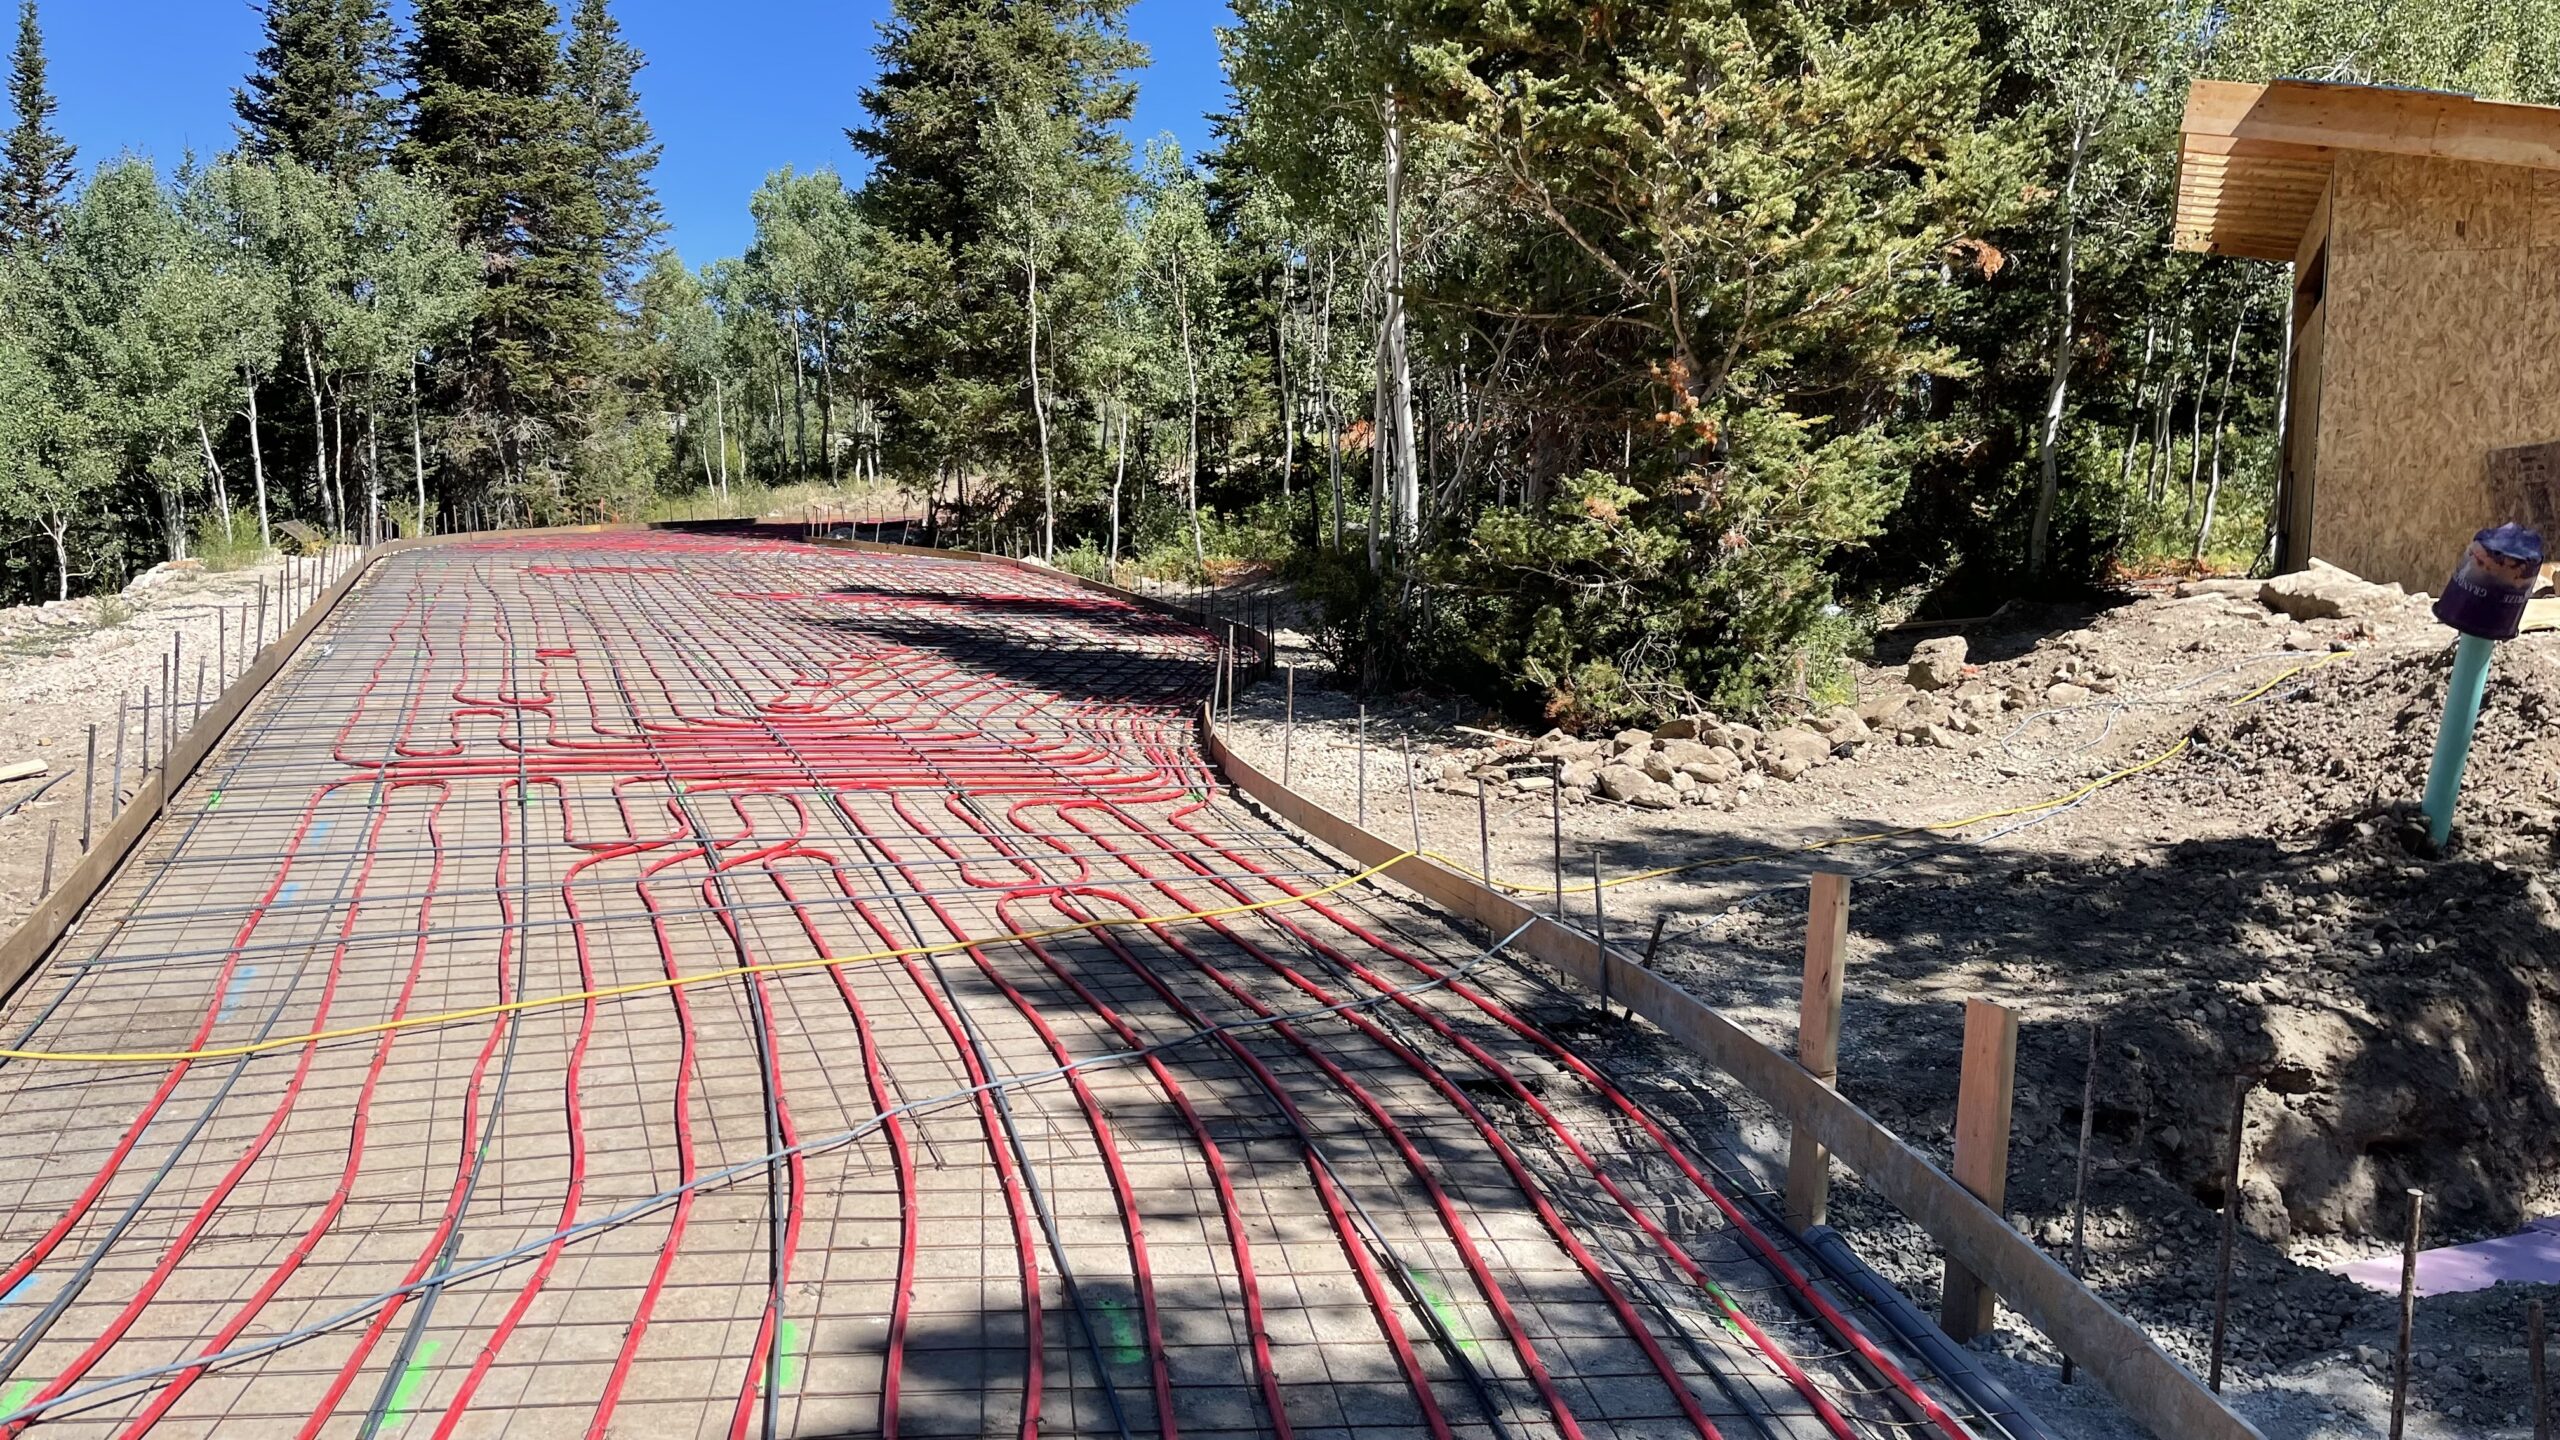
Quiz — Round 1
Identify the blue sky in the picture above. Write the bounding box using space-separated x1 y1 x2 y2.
34 0 1235 265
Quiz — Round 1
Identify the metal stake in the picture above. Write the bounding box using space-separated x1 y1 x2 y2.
1356 705 1368 830
256 581 267 649
109 698 126 814
2064 1021 2101 1385
216 605 226 689
2391 1188 2425 1439
1401 738 1422 856
1475 775 1492 885
79 723 94 853
140 686 152 780
2534 1298 2550 1440
1591 848 1610 1014
41 819 56 894
2209 1072 2254 1392
1283 663 1295 787
1550 770 1564 917
1642 912 1669 969
195 655 207 724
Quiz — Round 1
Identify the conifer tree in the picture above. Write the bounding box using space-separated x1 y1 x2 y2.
564 0 665 306
405 0 605 495
235 0 401 176
0 0 74 251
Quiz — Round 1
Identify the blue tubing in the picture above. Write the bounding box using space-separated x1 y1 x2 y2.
2423 633 2496 849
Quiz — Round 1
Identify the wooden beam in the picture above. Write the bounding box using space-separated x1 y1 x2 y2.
1943 998 2021 1342
1786 873 1851 1230
2184 78 2560 174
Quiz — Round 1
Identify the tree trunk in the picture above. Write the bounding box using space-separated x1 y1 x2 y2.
243 362 271 550
1275 267 1294 499
2117 313 2157 489
2027 111 2092 578
1173 243 1206 567
411 365 428 531
1320 252 1342 550
1109 405 1127 568
198 418 232 534
713 377 731 495
2193 307 2248 565
303 344 333 534
1026 251 1057 562
1382 88 1420 550
46 514 69 601
789 317 809 476
818 324 838 481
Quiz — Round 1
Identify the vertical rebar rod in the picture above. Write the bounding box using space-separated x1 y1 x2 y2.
79 724 95 853
1283 663 1295 787
1591 848 1610 1014
2391 1187 2425 1440
1642 912 1668 968
2209 1073 2253 1391
2064 1021 2101 1385
109 699 126 815
1475 774 1491 885
2534 1299 2550 1440
41 819 56 895
256 581 267 650
1356 705 1367 830
1401 738 1421 856
1550 771 1564 917
195 655 207 724
140 686 151 781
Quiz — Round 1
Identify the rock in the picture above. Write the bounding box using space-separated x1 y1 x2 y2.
1856 687 1915 726
1611 729 1654 755
2046 682 2093 706
1923 724 1969 751
1762 750 1815 781
1677 761 1739 786
1558 759 1601 791
1533 737 1603 762
1768 726 1832 764
2259 562 2404 622
1812 706 1871 744
1652 716 1704 741
1906 635 1968 690
1639 752 1679 785
1654 738 1714 769
1598 764 1678 809
2175 577 2263 598
1669 770 1697 794
1514 774 1554 793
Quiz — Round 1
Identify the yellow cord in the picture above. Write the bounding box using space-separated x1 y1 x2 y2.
1431 648 2353 897
1 851 1420 1066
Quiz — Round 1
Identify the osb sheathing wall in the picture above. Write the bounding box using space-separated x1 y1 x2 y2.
2314 151 2560 591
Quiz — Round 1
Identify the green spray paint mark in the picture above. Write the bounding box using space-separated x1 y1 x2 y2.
382 1340 444 1429
1406 1268 1480 1358
205 790 221 810
0 1380 38 1416
778 1319 806 1389
1095 1297 1144 1366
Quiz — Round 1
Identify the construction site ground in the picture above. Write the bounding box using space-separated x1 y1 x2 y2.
1215 572 2560 1440
0 533 2054 1439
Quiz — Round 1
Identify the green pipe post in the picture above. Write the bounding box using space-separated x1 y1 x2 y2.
2422 632 2497 849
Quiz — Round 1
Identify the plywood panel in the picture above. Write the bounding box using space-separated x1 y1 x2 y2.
2313 152 2560 590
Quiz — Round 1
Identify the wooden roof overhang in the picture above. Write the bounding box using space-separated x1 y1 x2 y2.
2176 79 2560 261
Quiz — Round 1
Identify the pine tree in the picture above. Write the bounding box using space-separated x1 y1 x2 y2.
1 0 75 251
564 0 665 306
405 0 606 496
235 0 401 176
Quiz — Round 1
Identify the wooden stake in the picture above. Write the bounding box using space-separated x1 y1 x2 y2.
2392 1188 2424 1439
2209 1072 2254 1392
1786 872 1851 1231
2063 1020 2101 1384
1941 998 2019 1342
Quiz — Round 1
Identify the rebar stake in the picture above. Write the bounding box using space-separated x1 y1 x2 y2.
2063 1021 2100 1385
2209 1072 2254 1392
2392 1187 2425 1440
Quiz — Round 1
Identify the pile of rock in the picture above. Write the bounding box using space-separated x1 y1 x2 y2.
1444 705 1891 809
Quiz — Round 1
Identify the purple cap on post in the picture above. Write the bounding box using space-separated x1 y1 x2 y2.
2434 523 2545 640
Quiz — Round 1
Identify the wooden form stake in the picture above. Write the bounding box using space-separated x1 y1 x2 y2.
1786 872 1851 1231
1941 997 2019 1342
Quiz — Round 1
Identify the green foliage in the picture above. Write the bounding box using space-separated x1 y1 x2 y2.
235 0 401 176
1 0 72 251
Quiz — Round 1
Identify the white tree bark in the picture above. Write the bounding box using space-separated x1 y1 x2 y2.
2027 110 2092 578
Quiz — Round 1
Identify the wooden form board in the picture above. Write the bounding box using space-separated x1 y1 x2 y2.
1785 873 1850 1230
1942 1000 2022 1342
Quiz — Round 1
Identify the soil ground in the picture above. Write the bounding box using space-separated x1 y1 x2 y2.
0 556 291 935
1201 569 2560 1439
